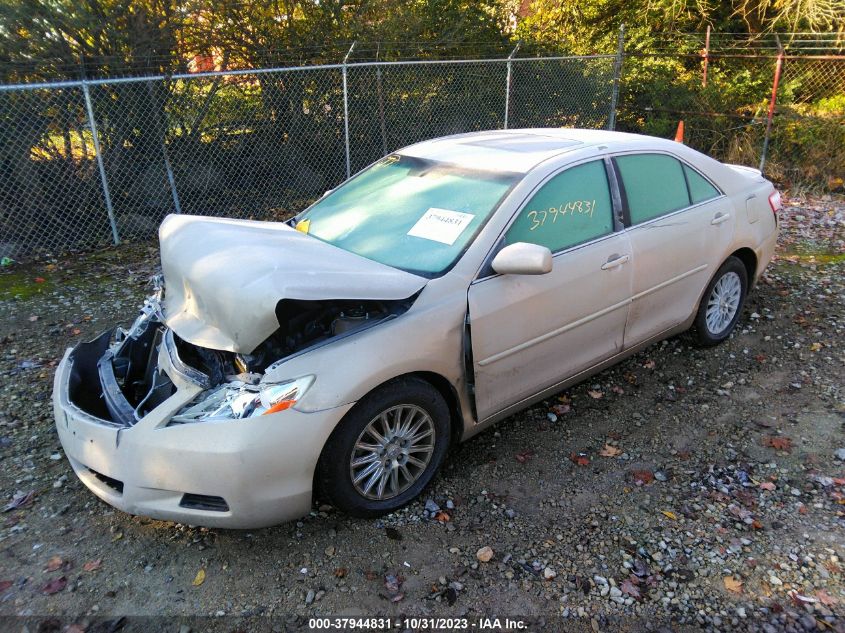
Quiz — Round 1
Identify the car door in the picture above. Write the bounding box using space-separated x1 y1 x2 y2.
468 159 633 421
614 153 734 346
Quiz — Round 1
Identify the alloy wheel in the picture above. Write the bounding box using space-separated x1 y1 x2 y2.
349 404 436 500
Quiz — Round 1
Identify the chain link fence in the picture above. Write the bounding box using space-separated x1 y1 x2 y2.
1 40 842 262
0 55 619 261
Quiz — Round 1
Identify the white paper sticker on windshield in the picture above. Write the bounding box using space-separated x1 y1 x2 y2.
407 208 475 245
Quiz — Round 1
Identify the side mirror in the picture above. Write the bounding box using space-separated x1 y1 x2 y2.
491 242 553 276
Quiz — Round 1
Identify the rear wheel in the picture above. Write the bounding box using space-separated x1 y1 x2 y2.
316 378 450 517
692 256 748 346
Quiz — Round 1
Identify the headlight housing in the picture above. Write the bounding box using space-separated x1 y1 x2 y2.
169 375 314 425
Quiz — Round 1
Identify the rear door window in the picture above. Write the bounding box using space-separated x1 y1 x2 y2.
684 165 720 204
505 160 614 253
616 154 690 224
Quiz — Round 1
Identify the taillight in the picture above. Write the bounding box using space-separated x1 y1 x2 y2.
768 190 782 214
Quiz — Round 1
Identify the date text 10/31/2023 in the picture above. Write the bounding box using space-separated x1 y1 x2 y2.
308 617 530 630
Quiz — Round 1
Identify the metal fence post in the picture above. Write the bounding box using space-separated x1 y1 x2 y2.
760 37 785 173
148 79 182 214
342 42 356 179
375 44 388 156
504 42 520 130
608 23 625 131
82 81 120 244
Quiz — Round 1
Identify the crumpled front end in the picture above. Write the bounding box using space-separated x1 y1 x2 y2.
53 280 353 528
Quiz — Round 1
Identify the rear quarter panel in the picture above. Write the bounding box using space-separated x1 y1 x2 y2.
726 178 779 282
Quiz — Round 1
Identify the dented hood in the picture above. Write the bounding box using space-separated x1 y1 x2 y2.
159 214 427 353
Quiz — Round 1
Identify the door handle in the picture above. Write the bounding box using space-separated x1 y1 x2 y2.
711 212 731 225
601 254 630 270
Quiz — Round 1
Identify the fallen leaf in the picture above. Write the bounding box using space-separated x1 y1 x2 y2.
383 572 404 602
3 490 35 512
759 482 776 491
83 559 102 572
515 449 535 464
34 277 46 283
45 556 64 572
587 389 604 399
631 469 654 485
111 532 123 542
816 589 838 606
661 510 678 521
810 342 822 352
723 576 743 593
192 568 206 586
551 403 571 415
72 328 82 336
599 444 621 458
476 546 494 563
643 360 656 369
762 436 792 452
434 511 451 522
569 452 590 466
621 578 641 599
790 591 818 606
611 385 625 395
41 576 67 595
0 580 12 592
333 568 348 578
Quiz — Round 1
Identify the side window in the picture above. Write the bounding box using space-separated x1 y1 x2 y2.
505 160 614 253
684 164 720 204
616 154 690 224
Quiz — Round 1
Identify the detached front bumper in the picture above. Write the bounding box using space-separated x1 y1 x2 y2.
53 332 353 529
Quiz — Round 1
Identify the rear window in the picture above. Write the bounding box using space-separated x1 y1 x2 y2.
616 154 690 224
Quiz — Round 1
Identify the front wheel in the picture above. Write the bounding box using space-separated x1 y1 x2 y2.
316 378 450 518
692 256 748 346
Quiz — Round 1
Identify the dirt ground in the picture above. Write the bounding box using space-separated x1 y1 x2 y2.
1 194 843 632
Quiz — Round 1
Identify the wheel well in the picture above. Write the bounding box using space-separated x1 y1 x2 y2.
405 372 464 446
731 248 758 286
312 371 463 501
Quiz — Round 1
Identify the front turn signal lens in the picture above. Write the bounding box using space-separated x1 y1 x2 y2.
262 399 295 415
257 376 315 416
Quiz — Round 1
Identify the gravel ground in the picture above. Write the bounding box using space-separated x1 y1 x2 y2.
0 195 843 632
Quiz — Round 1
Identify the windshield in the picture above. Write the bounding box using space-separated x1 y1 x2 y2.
294 154 520 276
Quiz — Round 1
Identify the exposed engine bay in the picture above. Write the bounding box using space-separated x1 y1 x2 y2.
175 298 410 382
67 279 415 427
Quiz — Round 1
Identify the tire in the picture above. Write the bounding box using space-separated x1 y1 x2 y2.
316 377 451 518
692 256 748 347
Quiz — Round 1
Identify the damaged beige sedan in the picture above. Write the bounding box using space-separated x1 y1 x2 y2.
53 129 780 528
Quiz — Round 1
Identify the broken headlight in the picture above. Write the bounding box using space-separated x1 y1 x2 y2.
168 375 315 425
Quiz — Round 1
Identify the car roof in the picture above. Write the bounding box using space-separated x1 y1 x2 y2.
398 128 686 173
